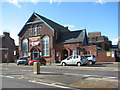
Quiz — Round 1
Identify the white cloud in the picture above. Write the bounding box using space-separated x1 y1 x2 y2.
30 0 39 4
64 24 75 30
95 0 106 4
50 0 61 4
111 38 118 45
9 0 21 8
11 34 19 45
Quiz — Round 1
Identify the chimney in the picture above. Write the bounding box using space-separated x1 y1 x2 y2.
64 26 69 29
3 32 10 37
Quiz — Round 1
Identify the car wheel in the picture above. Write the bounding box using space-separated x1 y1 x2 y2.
31 63 33 65
77 62 81 66
44 63 46 65
88 61 93 65
62 62 66 66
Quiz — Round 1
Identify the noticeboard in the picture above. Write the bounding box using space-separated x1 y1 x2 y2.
106 52 111 57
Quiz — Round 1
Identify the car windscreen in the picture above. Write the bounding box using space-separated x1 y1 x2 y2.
20 58 27 60
34 58 43 60
84 56 91 58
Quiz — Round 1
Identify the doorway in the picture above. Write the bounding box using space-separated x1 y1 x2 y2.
62 49 68 60
33 50 39 60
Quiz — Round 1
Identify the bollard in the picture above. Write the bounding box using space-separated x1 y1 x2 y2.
34 62 40 74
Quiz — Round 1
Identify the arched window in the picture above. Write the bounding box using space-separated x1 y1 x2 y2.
22 39 28 57
42 36 49 56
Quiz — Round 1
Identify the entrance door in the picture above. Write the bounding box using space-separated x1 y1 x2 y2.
33 50 39 60
62 49 68 60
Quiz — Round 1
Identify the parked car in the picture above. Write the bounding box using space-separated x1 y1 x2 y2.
29 57 46 65
61 55 88 66
83 55 97 65
17 58 28 65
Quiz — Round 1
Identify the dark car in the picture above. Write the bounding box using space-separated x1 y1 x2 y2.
17 58 28 65
29 57 46 65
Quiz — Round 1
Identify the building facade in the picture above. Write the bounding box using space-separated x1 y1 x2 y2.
0 32 16 63
88 32 112 50
18 12 89 62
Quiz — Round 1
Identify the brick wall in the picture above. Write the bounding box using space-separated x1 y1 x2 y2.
19 17 54 62
83 45 97 56
0 33 16 63
55 42 83 62
97 51 116 62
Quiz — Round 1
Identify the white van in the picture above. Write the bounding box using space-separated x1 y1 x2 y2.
61 55 88 66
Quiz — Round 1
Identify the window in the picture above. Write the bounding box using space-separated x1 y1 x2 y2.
33 27 37 36
22 39 28 57
92 37 95 40
96 37 98 41
42 36 49 56
29 28 32 36
38 26 41 35
67 56 72 60
87 51 91 55
73 56 78 59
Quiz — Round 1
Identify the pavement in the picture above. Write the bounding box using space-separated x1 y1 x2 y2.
1 62 119 71
1 62 119 89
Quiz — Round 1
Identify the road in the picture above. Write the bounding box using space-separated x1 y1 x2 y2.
1 63 119 89
2 77 59 88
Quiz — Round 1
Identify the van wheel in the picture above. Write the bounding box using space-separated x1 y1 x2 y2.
62 62 66 66
88 61 93 65
77 62 81 66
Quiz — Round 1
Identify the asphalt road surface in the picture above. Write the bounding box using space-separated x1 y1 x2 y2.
1 63 119 89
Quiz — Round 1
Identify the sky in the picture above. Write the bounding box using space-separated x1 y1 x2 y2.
0 0 119 45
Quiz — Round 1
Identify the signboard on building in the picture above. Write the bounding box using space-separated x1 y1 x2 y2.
30 41 40 46
106 52 111 57
111 51 114 57
29 37 40 41
72 50 77 55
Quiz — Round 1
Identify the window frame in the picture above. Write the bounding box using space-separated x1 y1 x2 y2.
42 36 50 56
33 27 37 36
38 26 41 35
22 39 28 57
29 28 32 36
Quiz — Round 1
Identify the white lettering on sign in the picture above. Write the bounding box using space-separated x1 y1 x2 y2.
30 41 40 46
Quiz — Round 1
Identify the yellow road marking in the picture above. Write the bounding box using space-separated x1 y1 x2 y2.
85 77 119 83
70 81 115 88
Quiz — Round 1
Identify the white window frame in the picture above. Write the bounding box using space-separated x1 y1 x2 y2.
42 36 49 56
22 39 28 57
29 28 32 36
38 26 41 35
33 27 37 36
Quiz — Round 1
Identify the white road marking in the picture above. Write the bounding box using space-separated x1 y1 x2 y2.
28 80 71 89
2 75 14 79
64 73 118 79
20 70 32 72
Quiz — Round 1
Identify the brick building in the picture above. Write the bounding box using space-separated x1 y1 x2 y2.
88 32 112 50
18 12 89 62
0 32 16 63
